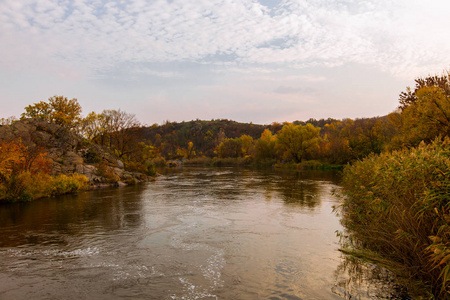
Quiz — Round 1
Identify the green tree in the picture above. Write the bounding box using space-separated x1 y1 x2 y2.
276 123 320 163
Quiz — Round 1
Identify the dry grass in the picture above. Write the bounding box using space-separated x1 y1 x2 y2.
339 138 450 298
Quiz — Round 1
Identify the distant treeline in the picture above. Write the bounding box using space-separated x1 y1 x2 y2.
1 71 449 169
138 116 392 165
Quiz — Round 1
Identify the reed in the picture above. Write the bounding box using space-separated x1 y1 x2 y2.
339 138 450 298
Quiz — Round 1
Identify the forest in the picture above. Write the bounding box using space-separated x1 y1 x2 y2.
0 71 449 297
2 71 447 172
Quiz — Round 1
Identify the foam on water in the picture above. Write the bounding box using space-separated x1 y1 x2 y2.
3 247 100 258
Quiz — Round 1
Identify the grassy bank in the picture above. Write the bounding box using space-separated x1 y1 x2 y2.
274 160 344 171
0 172 88 203
183 156 256 167
183 157 344 170
339 138 450 298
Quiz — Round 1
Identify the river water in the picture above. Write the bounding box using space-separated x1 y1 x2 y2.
0 167 406 299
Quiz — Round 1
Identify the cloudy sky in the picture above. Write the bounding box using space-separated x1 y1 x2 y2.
1 0 449 125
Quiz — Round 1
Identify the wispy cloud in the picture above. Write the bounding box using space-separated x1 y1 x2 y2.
1 0 449 124
1 0 449 79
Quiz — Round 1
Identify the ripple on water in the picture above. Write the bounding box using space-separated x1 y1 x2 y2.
3 247 100 258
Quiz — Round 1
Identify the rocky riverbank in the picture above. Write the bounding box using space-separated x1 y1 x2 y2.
0 119 148 187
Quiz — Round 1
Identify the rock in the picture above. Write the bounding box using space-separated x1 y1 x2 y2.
75 164 84 174
113 167 124 177
0 118 149 186
117 160 124 169
64 151 84 166
82 165 97 180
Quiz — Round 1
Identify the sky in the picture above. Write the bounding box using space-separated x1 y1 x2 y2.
1 0 450 125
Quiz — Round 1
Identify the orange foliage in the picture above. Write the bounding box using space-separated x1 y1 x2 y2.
0 139 51 182
0 139 27 181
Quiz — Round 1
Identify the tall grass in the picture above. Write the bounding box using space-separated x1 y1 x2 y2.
339 138 450 298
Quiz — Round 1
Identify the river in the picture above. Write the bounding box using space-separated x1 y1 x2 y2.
0 167 407 299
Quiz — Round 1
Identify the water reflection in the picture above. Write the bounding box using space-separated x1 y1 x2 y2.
333 255 411 299
0 167 407 299
0 185 146 248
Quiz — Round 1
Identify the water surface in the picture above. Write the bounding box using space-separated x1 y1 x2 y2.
0 167 404 299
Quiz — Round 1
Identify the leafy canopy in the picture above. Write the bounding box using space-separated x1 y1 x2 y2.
21 95 82 128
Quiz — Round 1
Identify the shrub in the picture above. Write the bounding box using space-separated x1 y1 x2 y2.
124 160 155 177
96 161 119 183
50 173 88 196
0 172 87 202
339 138 450 298
150 156 166 167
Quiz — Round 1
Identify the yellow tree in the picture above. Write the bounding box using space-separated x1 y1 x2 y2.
186 141 196 159
255 129 277 161
398 86 450 146
78 111 104 140
21 95 82 129
277 123 320 163
240 134 254 156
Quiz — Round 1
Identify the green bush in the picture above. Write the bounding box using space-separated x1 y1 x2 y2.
339 138 450 298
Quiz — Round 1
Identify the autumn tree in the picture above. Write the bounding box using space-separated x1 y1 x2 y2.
240 134 254 156
0 139 26 183
339 118 385 159
98 109 141 159
78 111 104 141
277 123 320 163
21 95 82 129
186 141 196 159
397 86 450 146
255 129 278 161
319 121 352 164
399 71 450 110
217 138 243 158
0 116 17 126
0 139 50 181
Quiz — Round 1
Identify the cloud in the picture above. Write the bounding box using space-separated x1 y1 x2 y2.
273 86 316 95
1 0 449 79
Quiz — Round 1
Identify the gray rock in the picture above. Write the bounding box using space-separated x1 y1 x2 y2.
0 118 148 186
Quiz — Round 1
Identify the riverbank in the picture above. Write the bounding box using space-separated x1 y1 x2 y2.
181 156 344 170
0 167 405 299
0 119 152 203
